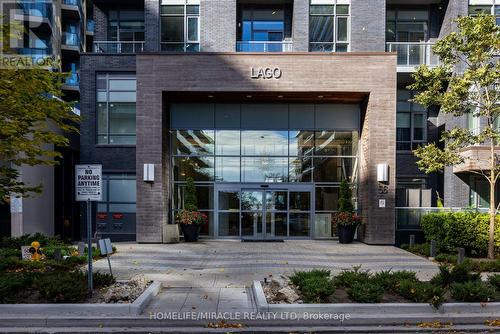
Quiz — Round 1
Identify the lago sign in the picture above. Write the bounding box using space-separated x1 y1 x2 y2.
250 67 282 79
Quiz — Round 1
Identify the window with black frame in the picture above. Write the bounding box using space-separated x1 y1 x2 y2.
160 0 200 52
108 10 144 53
96 73 136 145
396 90 427 151
309 2 349 52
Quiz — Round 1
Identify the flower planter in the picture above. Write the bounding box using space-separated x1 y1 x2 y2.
337 225 357 244
181 224 199 242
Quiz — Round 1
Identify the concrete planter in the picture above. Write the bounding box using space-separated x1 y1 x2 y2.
0 281 162 316
252 280 500 325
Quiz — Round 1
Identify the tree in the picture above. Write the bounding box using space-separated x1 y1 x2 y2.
338 179 354 212
0 67 79 203
184 177 198 211
410 15 500 259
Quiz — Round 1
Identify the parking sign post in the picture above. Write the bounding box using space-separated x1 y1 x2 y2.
75 165 102 295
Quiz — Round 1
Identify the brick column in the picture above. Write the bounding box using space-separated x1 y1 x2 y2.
350 0 386 52
200 0 236 52
292 0 309 52
145 0 160 52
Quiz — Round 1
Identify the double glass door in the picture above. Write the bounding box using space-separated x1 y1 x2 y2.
217 185 312 239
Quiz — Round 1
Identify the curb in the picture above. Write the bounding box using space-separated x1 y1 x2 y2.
0 281 162 316
252 280 500 316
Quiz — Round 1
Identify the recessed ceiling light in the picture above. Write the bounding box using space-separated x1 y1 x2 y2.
246 95 252 98
208 95 214 98
277 95 283 98
318 95 324 98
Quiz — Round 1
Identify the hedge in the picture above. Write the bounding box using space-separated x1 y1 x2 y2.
421 211 500 257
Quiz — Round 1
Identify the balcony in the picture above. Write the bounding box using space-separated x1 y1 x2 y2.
453 146 500 174
93 41 144 54
13 2 53 31
236 41 293 53
86 19 94 35
61 0 82 19
386 42 439 71
62 32 80 53
63 72 80 91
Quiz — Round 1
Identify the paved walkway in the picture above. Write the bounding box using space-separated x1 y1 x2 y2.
95 240 439 287
93 240 439 315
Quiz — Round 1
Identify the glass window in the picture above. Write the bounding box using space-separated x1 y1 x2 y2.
107 10 144 42
216 131 240 155
289 213 310 236
397 90 427 151
315 131 356 156
174 184 213 210
173 156 215 181
218 191 239 211
241 131 288 156
172 130 215 155
309 4 349 52
289 157 313 183
316 187 339 211
97 73 136 145
290 192 310 211
215 157 240 182
98 174 136 220
161 2 200 52
313 157 353 182
242 157 288 182
468 5 492 16
289 131 314 156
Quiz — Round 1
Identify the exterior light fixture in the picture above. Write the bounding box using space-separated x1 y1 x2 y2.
318 95 324 98
376 163 389 183
246 95 252 98
143 163 155 182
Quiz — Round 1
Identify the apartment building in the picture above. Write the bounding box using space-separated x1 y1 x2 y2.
0 0 90 240
79 0 495 244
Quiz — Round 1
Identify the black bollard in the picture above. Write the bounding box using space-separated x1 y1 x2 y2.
409 234 415 248
457 248 465 264
53 248 62 260
430 240 436 258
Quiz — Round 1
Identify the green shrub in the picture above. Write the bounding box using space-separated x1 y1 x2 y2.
0 233 70 250
450 281 495 302
0 248 21 259
289 269 330 288
334 266 370 288
434 253 457 263
0 273 37 303
421 211 500 257
347 281 384 303
396 279 445 307
430 263 480 287
470 259 500 273
300 276 335 303
91 271 116 289
372 270 418 292
488 274 500 291
36 271 87 303
401 243 430 257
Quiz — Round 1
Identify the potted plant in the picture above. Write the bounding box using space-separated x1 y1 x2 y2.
332 180 362 244
176 177 207 242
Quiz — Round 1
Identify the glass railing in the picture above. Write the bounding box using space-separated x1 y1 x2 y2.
396 207 488 230
160 42 200 52
62 0 80 5
386 42 439 68
18 1 53 24
64 72 79 86
93 41 144 54
86 19 95 33
63 32 80 46
236 41 293 52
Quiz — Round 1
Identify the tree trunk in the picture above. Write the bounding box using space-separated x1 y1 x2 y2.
488 142 496 259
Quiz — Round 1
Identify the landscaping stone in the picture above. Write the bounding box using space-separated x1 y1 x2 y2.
103 274 148 303
276 286 300 303
263 275 302 304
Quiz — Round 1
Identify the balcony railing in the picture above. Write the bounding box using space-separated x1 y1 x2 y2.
62 32 80 46
93 41 144 54
64 72 79 86
396 207 488 230
86 19 95 33
236 41 293 52
386 42 439 68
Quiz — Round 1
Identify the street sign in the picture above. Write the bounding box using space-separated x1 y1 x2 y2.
75 164 102 201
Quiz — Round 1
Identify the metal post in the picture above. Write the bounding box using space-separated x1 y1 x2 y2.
106 254 113 277
430 240 436 258
457 248 465 264
87 199 93 295
409 234 415 248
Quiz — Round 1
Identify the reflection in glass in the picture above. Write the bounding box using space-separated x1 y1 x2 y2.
173 156 214 181
315 131 358 156
289 131 314 156
173 184 213 210
218 191 239 211
267 212 287 236
241 131 288 156
266 191 287 211
218 212 240 236
289 213 310 236
315 187 339 211
198 211 213 236
109 179 136 202
290 192 310 211
241 191 263 210
173 130 215 155
215 157 240 182
313 157 353 182
289 157 313 182
241 212 262 236
242 157 288 183
215 130 240 155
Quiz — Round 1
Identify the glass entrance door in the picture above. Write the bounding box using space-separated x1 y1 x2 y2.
216 185 312 239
